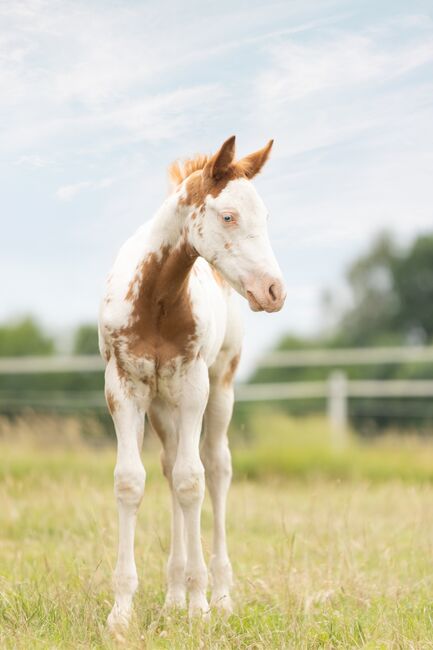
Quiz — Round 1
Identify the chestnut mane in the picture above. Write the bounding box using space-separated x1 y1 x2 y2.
168 154 210 191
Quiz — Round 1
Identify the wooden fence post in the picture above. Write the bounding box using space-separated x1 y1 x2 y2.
327 370 348 449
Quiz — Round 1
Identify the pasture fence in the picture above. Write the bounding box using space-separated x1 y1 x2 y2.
1 347 433 448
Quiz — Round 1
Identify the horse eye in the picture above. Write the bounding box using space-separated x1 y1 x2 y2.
223 214 232 222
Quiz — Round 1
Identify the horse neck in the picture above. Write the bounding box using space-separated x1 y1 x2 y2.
146 193 197 303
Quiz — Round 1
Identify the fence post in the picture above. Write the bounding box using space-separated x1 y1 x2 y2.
327 370 348 449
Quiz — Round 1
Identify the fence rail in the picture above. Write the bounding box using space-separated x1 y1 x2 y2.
1 347 433 375
0 355 105 374
262 346 433 367
1 348 433 449
236 379 433 401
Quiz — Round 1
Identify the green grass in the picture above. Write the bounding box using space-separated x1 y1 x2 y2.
232 409 433 483
1 414 433 647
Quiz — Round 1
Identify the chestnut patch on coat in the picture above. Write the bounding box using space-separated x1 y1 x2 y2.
180 166 246 207
223 353 241 386
117 241 198 366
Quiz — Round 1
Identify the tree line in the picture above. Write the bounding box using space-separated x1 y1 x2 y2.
0 320 99 357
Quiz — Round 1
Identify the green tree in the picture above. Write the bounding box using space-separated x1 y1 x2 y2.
391 235 433 342
73 324 100 355
335 232 433 346
336 232 401 346
0 317 54 357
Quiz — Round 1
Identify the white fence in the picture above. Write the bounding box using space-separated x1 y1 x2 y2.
237 347 433 447
237 372 433 448
260 346 433 367
1 347 433 448
0 355 105 374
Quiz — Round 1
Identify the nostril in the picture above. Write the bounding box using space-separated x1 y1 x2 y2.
269 284 277 301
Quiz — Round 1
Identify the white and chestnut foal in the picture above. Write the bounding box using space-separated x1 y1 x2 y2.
99 135 285 633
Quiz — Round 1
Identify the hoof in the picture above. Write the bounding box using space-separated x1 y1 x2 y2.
211 593 233 615
188 595 210 620
163 590 187 612
107 604 131 640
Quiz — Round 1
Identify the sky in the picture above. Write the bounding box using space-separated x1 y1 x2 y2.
1 0 433 375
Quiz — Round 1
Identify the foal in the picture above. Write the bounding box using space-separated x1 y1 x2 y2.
99 136 286 632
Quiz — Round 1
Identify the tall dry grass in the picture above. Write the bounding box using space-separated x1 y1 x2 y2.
1 413 433 647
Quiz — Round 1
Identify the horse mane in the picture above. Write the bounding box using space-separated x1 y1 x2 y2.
167 154 210 192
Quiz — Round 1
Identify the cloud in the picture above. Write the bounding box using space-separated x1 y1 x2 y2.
257 22 433 105
0 1 230 156
14 154 50 168
251 16 433 164
55 177 114 201
0 0 348 159
2 81 227 156
55 182 92 201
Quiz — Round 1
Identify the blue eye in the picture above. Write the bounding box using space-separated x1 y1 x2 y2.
223 214 233 222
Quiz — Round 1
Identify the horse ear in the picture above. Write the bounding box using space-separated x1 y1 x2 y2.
237 139 274 180
206 135 236 180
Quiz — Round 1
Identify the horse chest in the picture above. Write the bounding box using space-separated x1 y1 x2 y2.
117 280 198 362
103 244 228 399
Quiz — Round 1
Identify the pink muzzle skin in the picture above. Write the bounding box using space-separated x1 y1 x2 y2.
245 276 286 313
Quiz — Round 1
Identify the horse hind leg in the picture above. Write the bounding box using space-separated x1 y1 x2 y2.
200 351 239 614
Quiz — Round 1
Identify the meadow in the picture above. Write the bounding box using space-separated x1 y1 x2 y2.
1 413 433 648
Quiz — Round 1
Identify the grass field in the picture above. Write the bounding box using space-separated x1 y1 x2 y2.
1 414 433 648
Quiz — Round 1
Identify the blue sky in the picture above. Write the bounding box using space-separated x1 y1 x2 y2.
1 0 433 374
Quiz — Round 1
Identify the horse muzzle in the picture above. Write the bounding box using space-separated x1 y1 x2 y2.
245 276 286 313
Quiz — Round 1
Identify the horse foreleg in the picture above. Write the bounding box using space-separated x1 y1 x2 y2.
172 359 209 617
105 362 147 635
